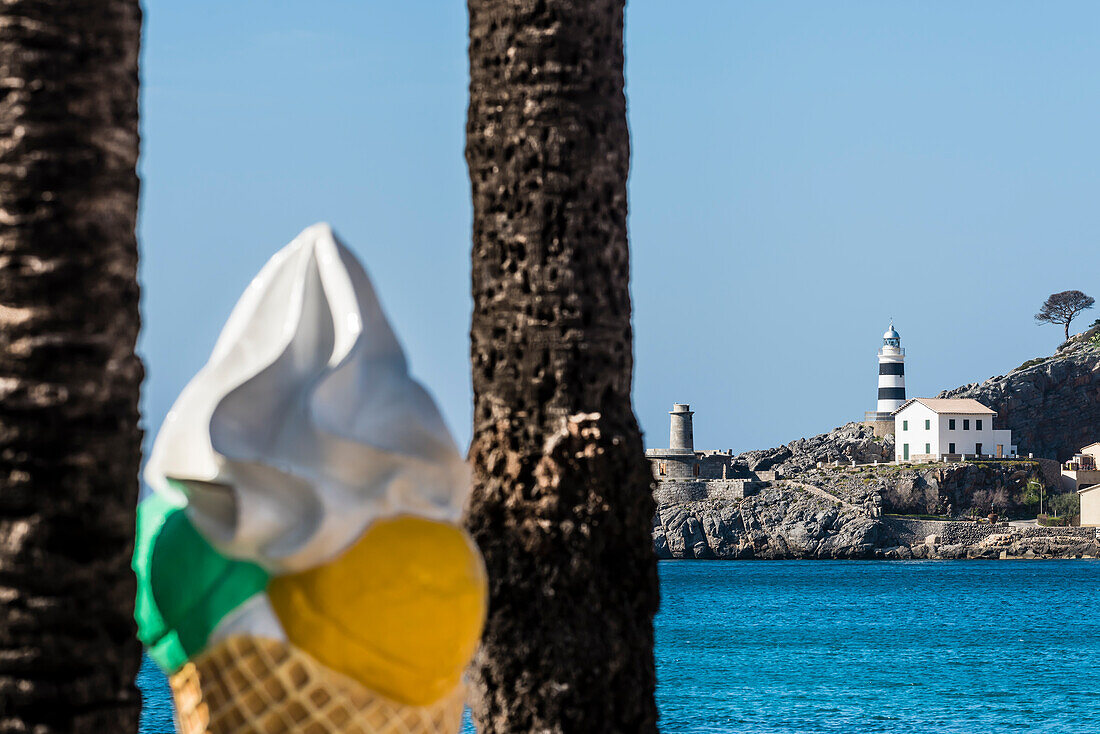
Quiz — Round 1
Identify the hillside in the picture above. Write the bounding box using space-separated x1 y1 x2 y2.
938 323 1100 461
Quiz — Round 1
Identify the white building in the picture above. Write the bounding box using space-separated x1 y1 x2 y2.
1060 443 1100 526
892 398 1017 463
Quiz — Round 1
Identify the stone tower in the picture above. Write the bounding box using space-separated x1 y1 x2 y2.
669 403 694 453
877 322 906 414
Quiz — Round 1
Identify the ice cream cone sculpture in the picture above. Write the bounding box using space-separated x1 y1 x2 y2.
134 224 486 734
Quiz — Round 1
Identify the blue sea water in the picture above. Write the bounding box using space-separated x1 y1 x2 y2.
137 655 175 734
138 560 1100 733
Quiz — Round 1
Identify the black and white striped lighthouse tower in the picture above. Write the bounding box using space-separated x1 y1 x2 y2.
877 322 906 414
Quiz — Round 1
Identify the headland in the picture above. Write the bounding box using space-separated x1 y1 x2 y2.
650 322 1100 559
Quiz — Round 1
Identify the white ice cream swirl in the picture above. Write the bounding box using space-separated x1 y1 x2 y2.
144 223 469 574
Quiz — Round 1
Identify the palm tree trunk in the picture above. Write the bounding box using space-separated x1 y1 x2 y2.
0 2 144 731
464 1 659 731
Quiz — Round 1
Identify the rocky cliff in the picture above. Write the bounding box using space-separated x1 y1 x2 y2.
939 324 1100 461
653 460 1081 559
653 483 881 560
654 472 1099 560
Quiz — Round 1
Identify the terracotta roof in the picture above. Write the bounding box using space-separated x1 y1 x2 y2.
891 398 997 416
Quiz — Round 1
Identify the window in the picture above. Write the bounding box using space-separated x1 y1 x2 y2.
925 420 930 430
963 419 970 430
949 419 956 430
976 419 983 430
925 443 931 454
949 443 956 454
659 462 667 476
903 420 908 431
692 464 700 477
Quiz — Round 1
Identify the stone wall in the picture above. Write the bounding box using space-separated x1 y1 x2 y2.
646 448 753 481
884 517 1018 545
696 453 746 479
938 522 999 546
881 517 952 542
882 516 1098 558
645 451 695 479
864 419 895 439
653 479 757 505
1006 525 1097 539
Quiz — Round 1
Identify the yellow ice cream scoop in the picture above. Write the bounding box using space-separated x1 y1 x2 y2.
268 515 487 706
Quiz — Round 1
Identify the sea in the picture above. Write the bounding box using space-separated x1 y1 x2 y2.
138 560 1100 734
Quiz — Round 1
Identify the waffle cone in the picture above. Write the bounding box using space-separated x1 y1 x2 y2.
169 636 466 734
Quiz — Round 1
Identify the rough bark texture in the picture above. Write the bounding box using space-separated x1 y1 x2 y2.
0 2 144 732
464 1 659 732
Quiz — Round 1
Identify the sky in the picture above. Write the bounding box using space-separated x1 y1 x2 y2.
139 0 1100 463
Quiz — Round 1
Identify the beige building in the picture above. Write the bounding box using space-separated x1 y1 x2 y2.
1062 443 1100 526
1081 486 1100 527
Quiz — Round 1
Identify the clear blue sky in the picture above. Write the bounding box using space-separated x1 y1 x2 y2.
140 0 1100 461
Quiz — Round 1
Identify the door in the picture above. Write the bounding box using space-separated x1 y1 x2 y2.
975 443 982 457
903 443 909 461
997 444 1003 458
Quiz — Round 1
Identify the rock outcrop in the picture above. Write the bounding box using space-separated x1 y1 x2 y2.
939 325 1100 461
796 461 1049 518
734 422 894 476
653 483 882 560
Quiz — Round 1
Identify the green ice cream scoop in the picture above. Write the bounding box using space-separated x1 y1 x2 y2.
133 490 269 672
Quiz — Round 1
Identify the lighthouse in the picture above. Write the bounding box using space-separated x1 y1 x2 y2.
877 322 906 414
